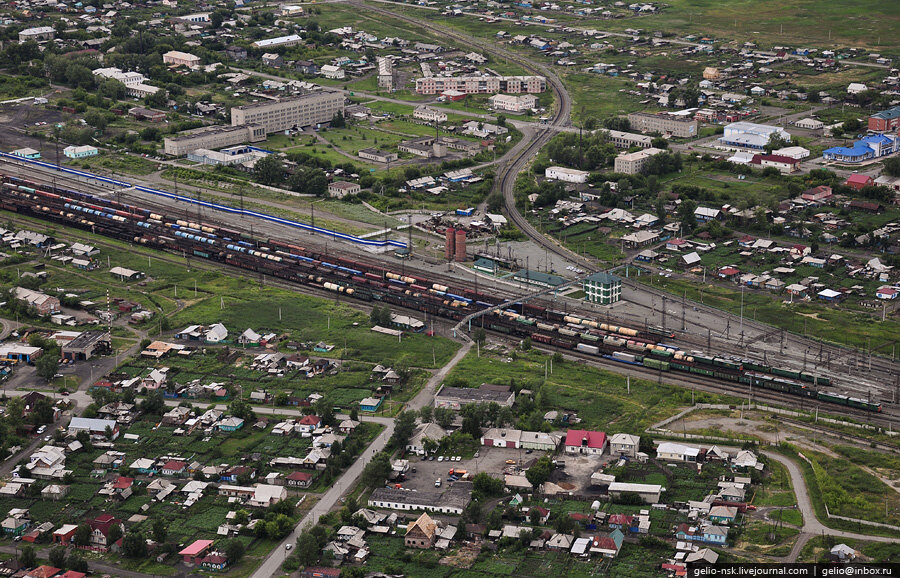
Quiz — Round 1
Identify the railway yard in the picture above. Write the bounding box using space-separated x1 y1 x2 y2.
3 154 896 421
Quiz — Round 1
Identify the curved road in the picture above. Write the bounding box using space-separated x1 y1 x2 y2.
762 451 900 562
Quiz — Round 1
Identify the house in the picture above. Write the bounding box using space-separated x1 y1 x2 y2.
830 543 859 562
13 287 60 315
407 423 447 455
88 514 123 550
405 512 437 548
1 509 29 536
217 417 244 432
53 524 78 545
609 433 640 458
42 485 69 501
180 539 215 564
286 471 313 488
295 60 318 75
297 415 321 432
162 406 191 426
200 554 229 571
876 287 897 300
546 533 574 551
656 442 700 462
685 548 719 564
564 429 607 455
701 525 728 544
130 458 157 475
708 506 738 524
360 397 382 412
68 417 118 440
694 207 721 223
327 181 361 199
25 566 61 578
607 482 662 504
261 53 284 68
161 460 188 476
589 529 624 557
225 45 248 61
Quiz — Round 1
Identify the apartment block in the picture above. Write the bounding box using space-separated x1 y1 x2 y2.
627 112 698 138
230 93 345 134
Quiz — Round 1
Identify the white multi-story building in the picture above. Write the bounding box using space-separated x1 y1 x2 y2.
231 93 345 134
718 122 790 151
320 64 345 79
488 94 537 113
413 106 447 123
614 147 665 174
92 68 160 98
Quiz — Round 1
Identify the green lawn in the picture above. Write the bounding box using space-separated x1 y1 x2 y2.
79 153 160 176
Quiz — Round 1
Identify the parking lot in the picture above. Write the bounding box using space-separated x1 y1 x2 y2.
399 446 546 491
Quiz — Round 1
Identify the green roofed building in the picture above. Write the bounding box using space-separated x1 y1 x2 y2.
582 272 621 304
512 269 566 289
473 257 499 275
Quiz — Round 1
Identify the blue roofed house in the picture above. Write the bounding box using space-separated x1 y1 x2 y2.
823 134 899 164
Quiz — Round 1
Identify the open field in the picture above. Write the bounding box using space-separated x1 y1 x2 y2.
443 345 739 432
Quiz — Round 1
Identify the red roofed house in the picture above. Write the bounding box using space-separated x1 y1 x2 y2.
666 238 688 251
301 568 342 578
802 185 833 203
844 174 874 191
718 267 740 279
750 154 801 174
565 430 607 455
286 471 314 488
847 199 884 213
59 572 88 578
112 476 134 492
297 415 322 432
531 506 550 524
607 513 634 530
88 514 123 550
200 554 228 571
161 460 187 476
876 287 897 300
179 539 215 564
26 566 61 578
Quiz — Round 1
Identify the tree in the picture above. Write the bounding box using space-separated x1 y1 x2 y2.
73 524 92 546
433 407 454 429
461 414 481 439
418 405 433 423
35 354 60 381
68 554 88 573
389 410 417 449
84 111 108 132
473 328 486 344
349 406 359 421
122 532 147 558
361 452 391 487
49 546 67 569
472 472 504 498
295 529 320 566
229 398 255 421
210 10 224 29
19 545 36 569
525 456 553 488
108 523 123 546
331 111 346 128
224 539 245 563
255 155 285 186
140 390 165 415
529 507 542 526
486 191 504 213
152 517 167 542
883 156 900 177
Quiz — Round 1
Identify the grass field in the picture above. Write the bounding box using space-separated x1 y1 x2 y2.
799 536 900 563
80 153 160 176
444 346 738 432
638 276 900 351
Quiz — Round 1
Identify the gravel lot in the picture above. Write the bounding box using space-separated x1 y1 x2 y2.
399 446 548 491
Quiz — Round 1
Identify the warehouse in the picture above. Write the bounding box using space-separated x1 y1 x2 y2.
607 482 662 504
61 331 111 361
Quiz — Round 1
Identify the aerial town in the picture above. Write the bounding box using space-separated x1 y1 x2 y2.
0 0 896 577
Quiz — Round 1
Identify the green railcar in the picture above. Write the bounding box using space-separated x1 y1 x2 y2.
772 367 801 379
649 349 674 358
670 361 692 372
693 355 715 366
643 358 670 371
743 361 770 372
690 366 715 377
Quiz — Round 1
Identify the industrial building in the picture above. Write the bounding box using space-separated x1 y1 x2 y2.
164 125 267 156
545 166 589 183
434 384 514 410
627 112 698 138
718 122 791 151
61 331 111 361
230 93 345 134
186 146 268 167
252 34 303 49
358 148 398 163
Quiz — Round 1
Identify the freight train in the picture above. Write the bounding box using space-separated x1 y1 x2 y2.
0 174 877 412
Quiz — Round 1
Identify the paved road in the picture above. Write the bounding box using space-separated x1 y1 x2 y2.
762 451 900 562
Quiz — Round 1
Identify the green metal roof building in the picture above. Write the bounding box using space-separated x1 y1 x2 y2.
582 271 622 304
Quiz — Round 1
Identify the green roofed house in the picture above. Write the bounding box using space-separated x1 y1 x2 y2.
512 269 566 289
582 272 622 304
473 258 498 275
